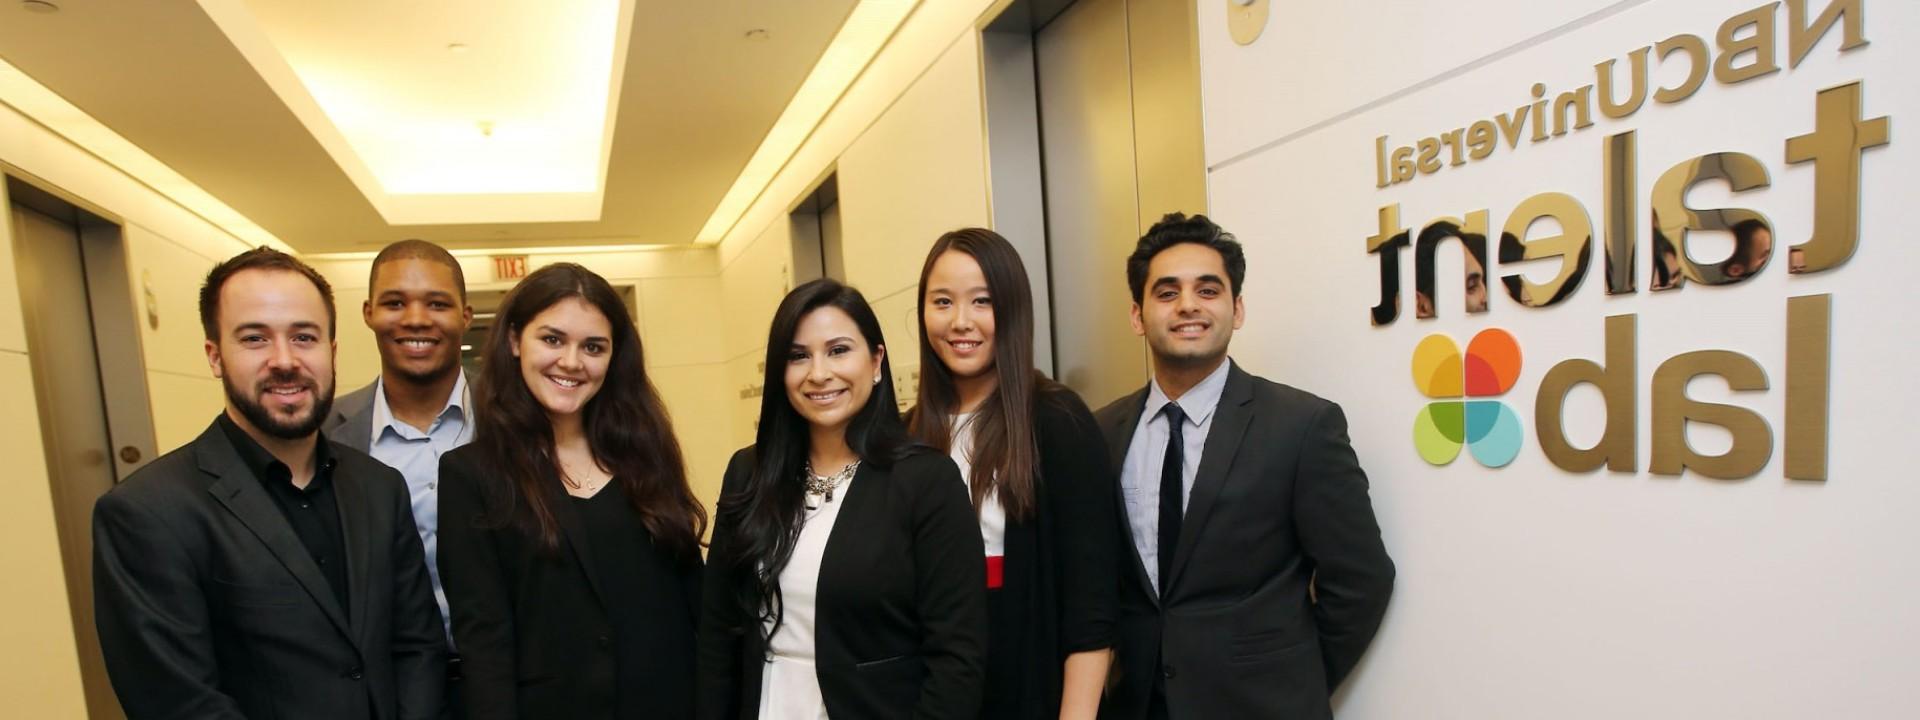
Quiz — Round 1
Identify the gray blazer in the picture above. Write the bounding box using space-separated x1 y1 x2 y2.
1094 361 1395 720
325 380 380 454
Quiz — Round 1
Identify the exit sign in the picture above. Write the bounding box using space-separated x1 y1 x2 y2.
492 255 529 281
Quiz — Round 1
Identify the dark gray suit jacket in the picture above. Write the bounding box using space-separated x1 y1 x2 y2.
324 380 381 454
1094 361 1394 720
92 417 446 720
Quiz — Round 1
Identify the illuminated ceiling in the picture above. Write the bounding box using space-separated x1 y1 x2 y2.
199 0 631 224
0 0 868 252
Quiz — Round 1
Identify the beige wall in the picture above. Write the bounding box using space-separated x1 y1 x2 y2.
716 26 997 450
2 93 258 718
717 213 798 451
127 224 238 451
0 178 87 720
837 32 993 410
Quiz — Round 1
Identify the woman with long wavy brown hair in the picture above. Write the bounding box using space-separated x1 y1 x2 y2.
439 263 707 720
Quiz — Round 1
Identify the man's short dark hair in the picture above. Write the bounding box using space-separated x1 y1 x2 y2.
369 238 467 302
1126 212 1248 302
199 247 336 342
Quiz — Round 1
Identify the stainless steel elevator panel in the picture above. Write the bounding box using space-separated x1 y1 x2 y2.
1036 0 1150 406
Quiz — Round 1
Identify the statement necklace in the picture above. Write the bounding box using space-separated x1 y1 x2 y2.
802 459 860 510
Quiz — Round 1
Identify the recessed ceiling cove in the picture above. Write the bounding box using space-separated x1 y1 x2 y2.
198 0 634 225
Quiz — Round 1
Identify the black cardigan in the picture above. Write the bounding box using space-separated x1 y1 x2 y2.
437 446 703 720
695 448 988 720
979 386 1121 718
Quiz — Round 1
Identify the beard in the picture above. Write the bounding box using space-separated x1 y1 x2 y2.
223 367 335 440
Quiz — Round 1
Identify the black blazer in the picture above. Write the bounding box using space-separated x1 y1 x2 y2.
972 386 1119 718
696 448 988 720
436 445 702 720
1094 362 1395 720
91 417 445 720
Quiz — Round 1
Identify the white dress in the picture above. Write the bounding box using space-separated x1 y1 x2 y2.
756 476 853 720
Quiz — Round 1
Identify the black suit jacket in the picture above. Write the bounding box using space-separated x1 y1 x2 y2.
1094 362 1394 720
436 445 703 720
92 417 446 720
696 448 988 720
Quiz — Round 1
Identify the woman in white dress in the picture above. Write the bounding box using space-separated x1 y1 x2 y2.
696 278 988 720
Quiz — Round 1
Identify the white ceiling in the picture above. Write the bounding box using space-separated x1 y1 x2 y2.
0 0 859 253
208 0 630 216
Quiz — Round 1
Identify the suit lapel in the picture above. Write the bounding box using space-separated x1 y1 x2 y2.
331 456 373 640
554 490 608 610
340 384 378 455
197 424 354 640
1165 362 1254 594
1102 387 1159 609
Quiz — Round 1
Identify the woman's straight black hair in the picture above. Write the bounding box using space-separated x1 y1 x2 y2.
716 278 919 646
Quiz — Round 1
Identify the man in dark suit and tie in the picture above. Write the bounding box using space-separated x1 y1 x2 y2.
92 247 445 720
1096 213 1395 720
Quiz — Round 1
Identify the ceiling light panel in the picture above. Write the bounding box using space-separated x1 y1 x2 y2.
696 0 918 243
200 0 634 222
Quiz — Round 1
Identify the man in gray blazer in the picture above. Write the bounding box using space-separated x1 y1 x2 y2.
323 240 473 698
1095 214 1395 720
93 247 444 719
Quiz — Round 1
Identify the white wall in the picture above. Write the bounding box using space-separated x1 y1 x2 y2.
1198 0 1915 717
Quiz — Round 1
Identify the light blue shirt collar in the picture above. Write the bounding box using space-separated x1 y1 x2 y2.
371 370 470 442
1143 358 1231 429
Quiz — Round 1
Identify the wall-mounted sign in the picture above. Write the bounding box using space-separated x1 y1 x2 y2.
492 255 529 282
1367 0 1882 482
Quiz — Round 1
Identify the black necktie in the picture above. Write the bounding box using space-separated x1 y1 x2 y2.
1158 403 1186 593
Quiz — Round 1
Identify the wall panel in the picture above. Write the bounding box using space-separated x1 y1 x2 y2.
1198 0 1916 715
837 33 992 296
0 351 87 719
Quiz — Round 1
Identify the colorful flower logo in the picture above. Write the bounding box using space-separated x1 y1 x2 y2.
1411 328 1524 467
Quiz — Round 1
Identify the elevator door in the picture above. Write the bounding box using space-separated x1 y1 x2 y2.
12 203 125 719
1036 0 1149 404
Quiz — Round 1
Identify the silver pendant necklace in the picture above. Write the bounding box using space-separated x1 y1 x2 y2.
802 459 859 510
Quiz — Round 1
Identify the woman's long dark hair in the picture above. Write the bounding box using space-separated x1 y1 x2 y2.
471 263 706 559
908 228 1051 521
718 278 915 644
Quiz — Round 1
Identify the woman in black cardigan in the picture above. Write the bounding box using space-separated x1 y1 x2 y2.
908 229 1120 719
697 279 987 720
438 264 708 719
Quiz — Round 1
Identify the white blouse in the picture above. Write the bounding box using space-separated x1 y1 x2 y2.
951 413 1008 560
756 475 854 720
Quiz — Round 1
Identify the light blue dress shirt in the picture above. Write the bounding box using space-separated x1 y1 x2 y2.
368 371 471 643
1119 359 1231 594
